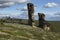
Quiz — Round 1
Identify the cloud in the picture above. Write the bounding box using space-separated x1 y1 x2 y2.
45 12 60 21
53 12 60 17
0 0 28 8
0 12 60 21
44 2 58 8
21 5 37 11
47 12 60 18
18 12 60 21
54 12 60 16
0 2 15 8
21 6 28 11
0 15 9 16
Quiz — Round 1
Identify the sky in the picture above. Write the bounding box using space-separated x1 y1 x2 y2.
0 0 60 21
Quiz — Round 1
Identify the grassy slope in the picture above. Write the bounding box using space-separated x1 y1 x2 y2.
21 20 60 33
49 21 60 33
0 23 60 40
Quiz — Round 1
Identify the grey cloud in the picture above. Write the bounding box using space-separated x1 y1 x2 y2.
0 1 8 4
0 0 28 8
0 6 10 8
54 12 60 16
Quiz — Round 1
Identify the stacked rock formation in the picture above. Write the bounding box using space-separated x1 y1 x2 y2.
38 13 50 31
27 3 35 27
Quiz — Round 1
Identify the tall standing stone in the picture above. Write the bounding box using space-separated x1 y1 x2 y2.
27 3 35 27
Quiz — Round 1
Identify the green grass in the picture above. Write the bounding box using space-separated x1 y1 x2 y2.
49 21 60 33
0 21 60 40
21 20 60 33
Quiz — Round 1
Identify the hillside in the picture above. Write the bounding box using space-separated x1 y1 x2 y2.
0 23 60 40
